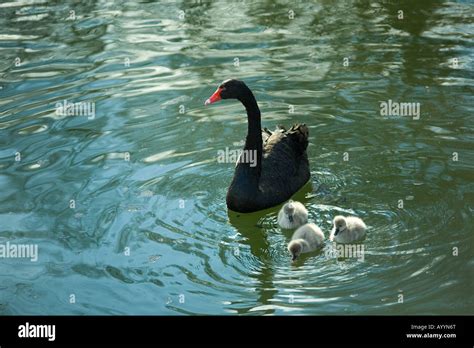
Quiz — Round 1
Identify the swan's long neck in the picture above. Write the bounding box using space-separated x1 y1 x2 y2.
240 90 262 180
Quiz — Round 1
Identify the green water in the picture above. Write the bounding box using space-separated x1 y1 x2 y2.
0 0 473 315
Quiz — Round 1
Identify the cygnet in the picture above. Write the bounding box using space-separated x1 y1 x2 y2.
287 223 325 261
277 200 308 229
329 215 366 243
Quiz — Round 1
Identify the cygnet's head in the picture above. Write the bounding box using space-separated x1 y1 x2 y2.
288 240 302 261
333 216 347 236
284 200 296 223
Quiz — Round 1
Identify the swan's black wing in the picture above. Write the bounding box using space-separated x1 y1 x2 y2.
227 124 310 212
258 123 310 204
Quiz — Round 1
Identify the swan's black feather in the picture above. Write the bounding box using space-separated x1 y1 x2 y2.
209 79 311 213
227 123 310 212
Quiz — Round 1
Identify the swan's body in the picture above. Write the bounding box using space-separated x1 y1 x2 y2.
205 79 310 213
288 223 324 261
329 215 366 243
277 200 308 229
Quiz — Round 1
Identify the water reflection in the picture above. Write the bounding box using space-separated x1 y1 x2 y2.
0 0 472 315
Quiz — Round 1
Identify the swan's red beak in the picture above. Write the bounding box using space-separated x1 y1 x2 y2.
204 88 222 106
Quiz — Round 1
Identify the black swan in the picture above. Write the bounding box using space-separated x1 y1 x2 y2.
205 79 310 213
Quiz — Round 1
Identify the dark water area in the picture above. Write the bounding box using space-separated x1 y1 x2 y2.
0 0 473 314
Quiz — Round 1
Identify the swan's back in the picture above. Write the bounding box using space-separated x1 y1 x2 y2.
258 124 310 204
227 124 310 212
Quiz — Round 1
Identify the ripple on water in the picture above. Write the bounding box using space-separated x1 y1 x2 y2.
0 0 472 315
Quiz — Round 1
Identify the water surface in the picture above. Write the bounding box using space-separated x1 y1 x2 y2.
0 0 473 315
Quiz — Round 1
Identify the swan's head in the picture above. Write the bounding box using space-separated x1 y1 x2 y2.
288 240 302 261
333 216 347 236
283 200 296 222
205 79 249 105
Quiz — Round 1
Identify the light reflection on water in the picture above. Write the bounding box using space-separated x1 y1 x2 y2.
0 1 473 315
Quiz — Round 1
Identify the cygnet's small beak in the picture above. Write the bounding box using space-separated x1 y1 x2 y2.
334 228 340 236
291 255 297 261
288 215 294 223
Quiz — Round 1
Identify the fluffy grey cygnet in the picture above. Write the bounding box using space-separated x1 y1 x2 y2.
277 200 308 229
329 215 366 243
287 223 325 261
